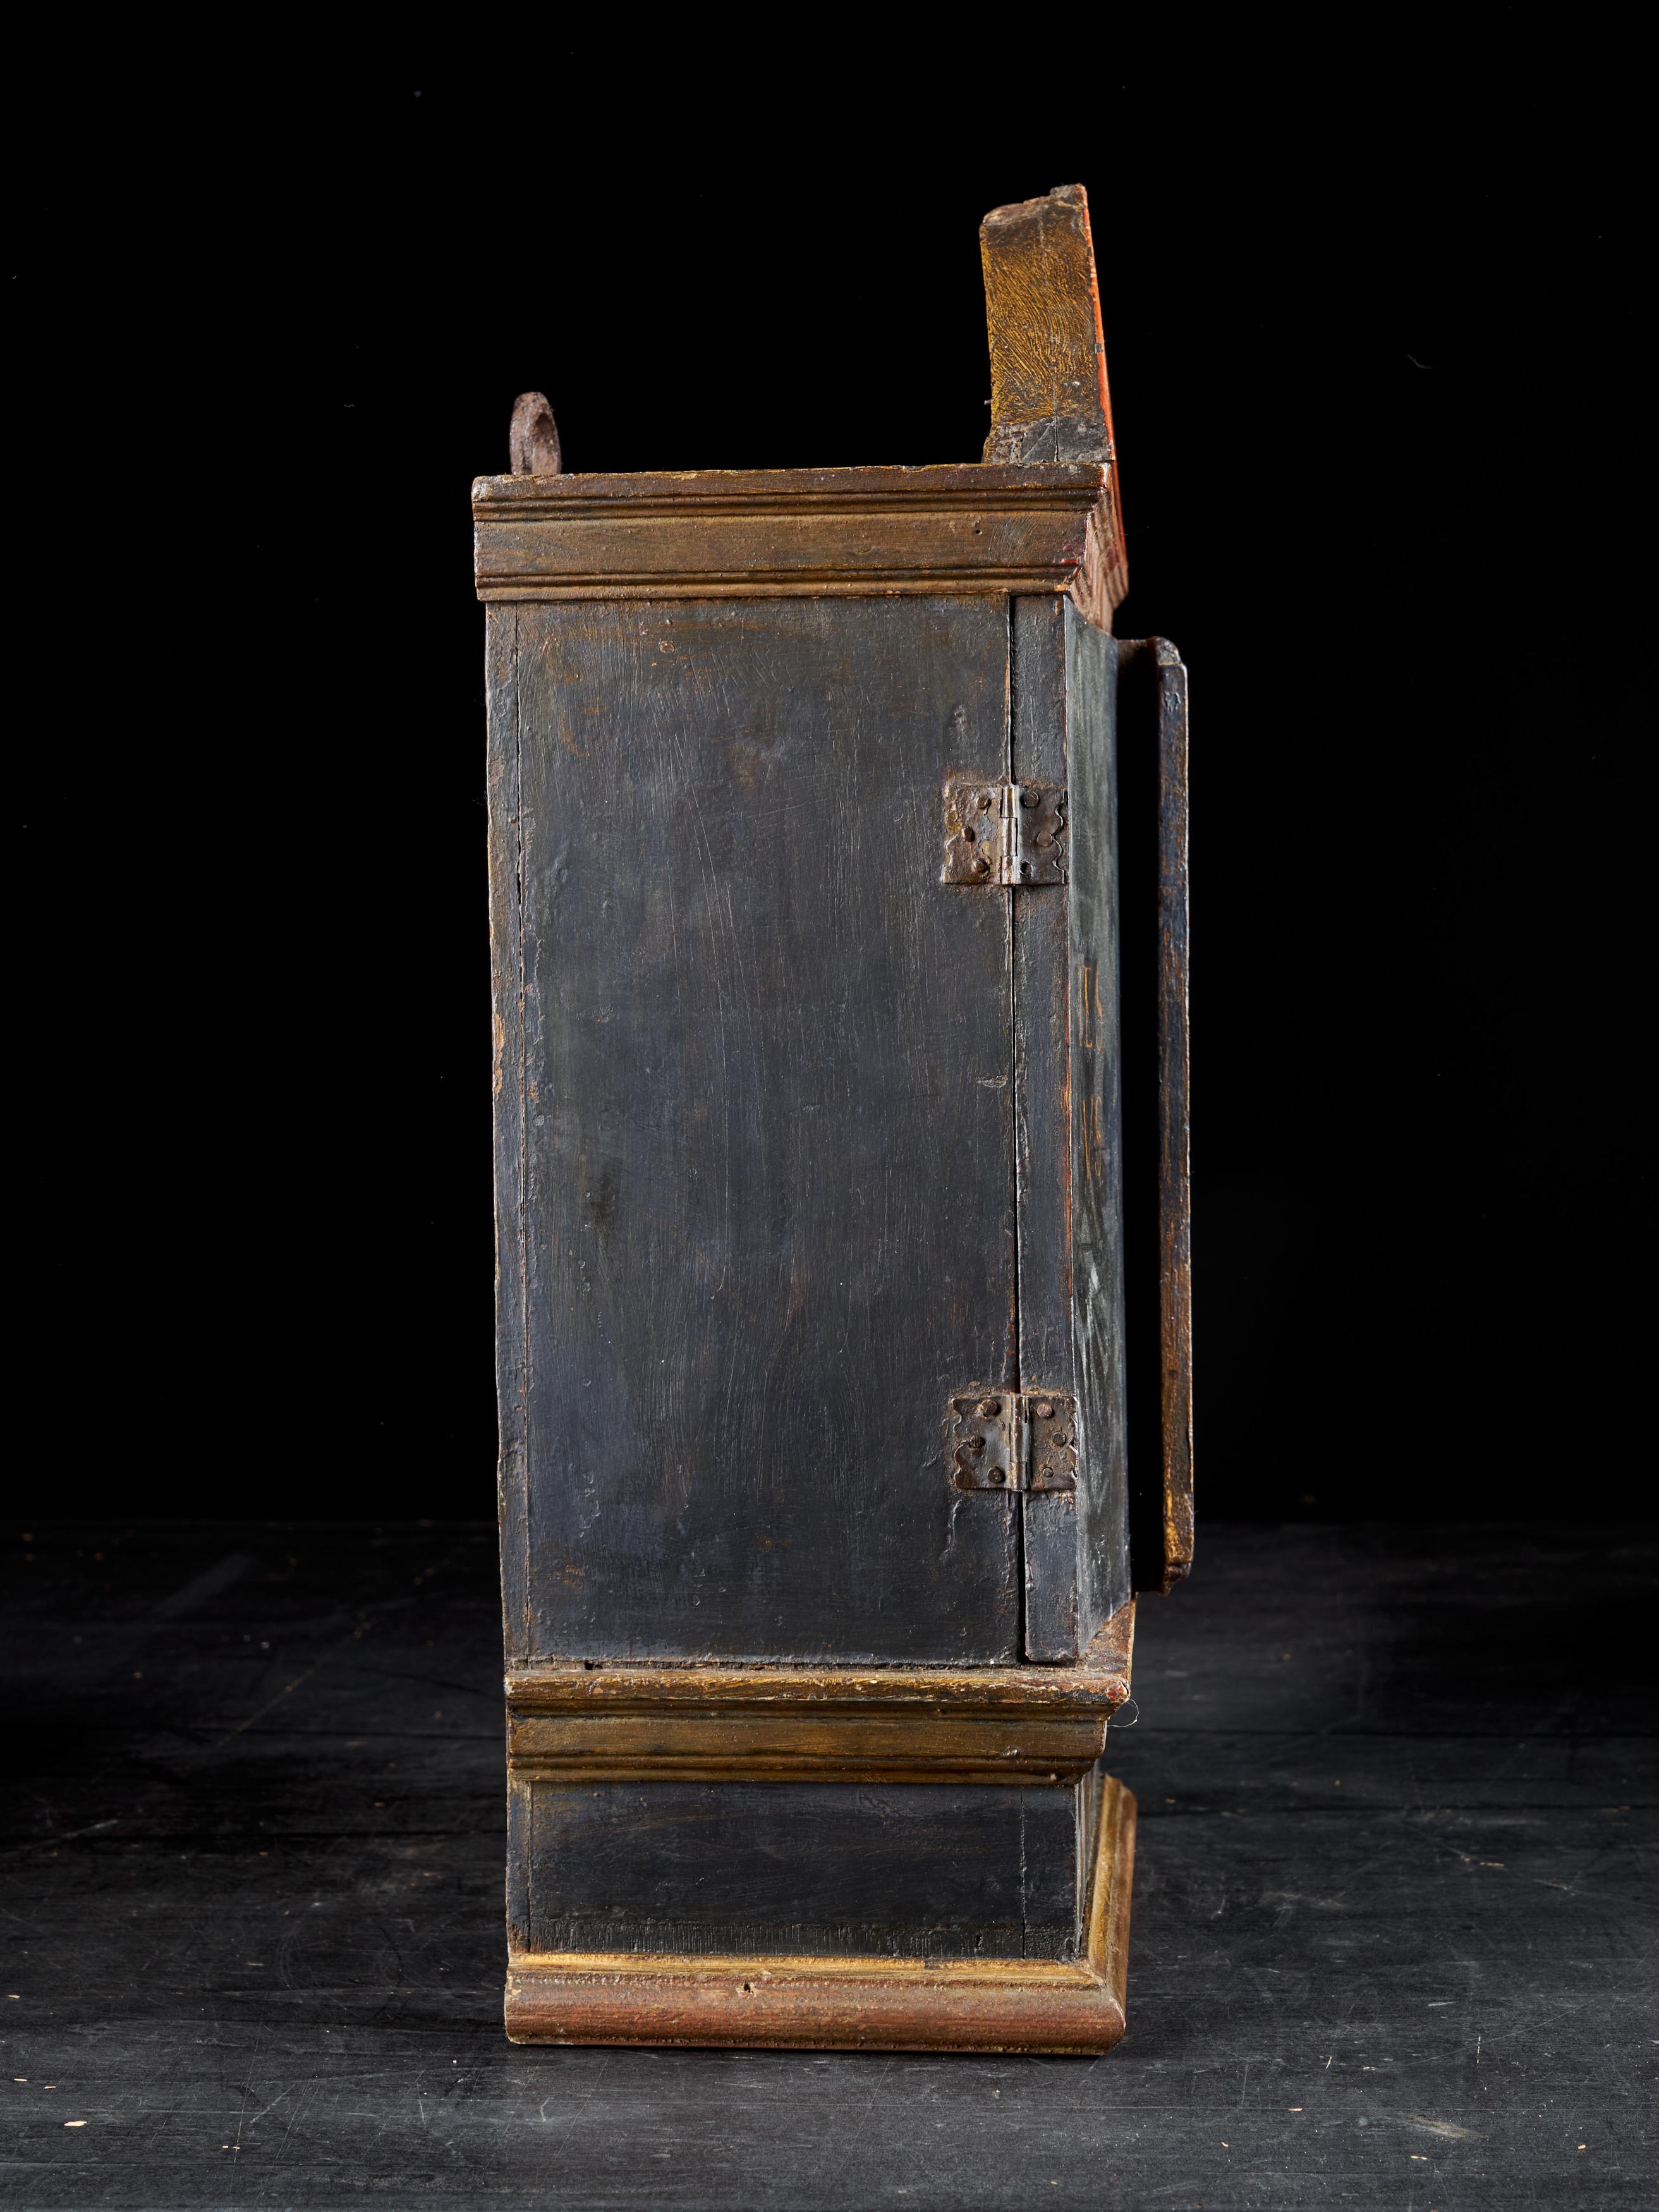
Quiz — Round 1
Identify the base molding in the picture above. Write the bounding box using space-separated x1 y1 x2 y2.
505 1774 1135 2053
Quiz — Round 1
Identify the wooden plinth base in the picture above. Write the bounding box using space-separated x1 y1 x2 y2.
505 1773 1135 2054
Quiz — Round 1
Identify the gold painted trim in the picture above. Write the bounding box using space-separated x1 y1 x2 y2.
507 1710 1110 1785
504 1776 1135 2053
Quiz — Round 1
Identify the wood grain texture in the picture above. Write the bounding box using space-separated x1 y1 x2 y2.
1153 645 1194 1588
472 464 1119 626
1117 639 1194 1595
485 608 532 1665
504 1773 1134 2050
502 1600 1134 1714
505 1709 1111 1784
508 391 561 477
502 1605 1134 1783
1064 609 1131 1634
521 1780 1085 1960
503 595 1022 1662
1010 595 1081 1659
980 185 1127 611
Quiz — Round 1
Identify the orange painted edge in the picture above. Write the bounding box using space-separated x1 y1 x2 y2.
504 1778 1136 2055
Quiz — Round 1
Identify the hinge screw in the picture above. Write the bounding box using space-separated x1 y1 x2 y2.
976 794 993 812
978 1397 1002 1416
971 856 990 876
1019 789 1037 808
1034 1401 1054 1419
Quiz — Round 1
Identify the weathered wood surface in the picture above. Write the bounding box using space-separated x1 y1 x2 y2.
472 463 1119 624
502 1597 1134 1714
495 595 1024 1662
507 390 561 477
1009 595 1083 1658
491 576 1152 1662
501 1606 1134 1782
1062 611 1132 1632
473 190 1169 2043
515 1779 1085 1960
980 185 1127 610
504 1708 1110 1785
1116 638 1194 1593
504 1778 1133 2051
1153 645 1194 1586
485 609 532 1660
6 1521 1651 2201
491 584 1158 1661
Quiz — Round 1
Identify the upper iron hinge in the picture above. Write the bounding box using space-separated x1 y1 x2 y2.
945 1390 1078 1493
941 778 1068 885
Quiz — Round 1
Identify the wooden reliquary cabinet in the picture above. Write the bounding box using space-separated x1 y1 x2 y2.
474 185 1192 2054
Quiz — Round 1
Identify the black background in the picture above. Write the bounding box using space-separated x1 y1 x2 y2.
12 32 1648 1526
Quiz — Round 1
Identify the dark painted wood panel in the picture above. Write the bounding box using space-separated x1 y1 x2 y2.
1010 595 1071 1390
1010 596 1080 1660
524 1780 1082 1960
1117 639 1193 1593
1153 646 1194 1586
485 609 533 1666
505 597 1018 1662
1064 609 1131 1635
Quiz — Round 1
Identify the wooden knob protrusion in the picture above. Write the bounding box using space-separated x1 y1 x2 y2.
509 392 562 477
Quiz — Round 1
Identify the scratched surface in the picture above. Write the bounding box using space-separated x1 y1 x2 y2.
2 1520 1654 2208
499 595 1021 1663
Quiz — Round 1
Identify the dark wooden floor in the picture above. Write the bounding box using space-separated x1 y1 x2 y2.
1 1521 1653 2210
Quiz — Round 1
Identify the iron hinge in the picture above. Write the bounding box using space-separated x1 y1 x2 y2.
941 779 1068 885
945 1390 1078 1492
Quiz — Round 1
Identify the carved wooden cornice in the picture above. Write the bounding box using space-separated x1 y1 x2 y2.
472 461 1125 623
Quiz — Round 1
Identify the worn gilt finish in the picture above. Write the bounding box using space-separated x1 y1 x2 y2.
503 1777 1136 2053
478 185 1189 2050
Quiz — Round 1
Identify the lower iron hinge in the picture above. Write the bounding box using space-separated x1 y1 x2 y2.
945 1390 1078 1492
942 779 1067 885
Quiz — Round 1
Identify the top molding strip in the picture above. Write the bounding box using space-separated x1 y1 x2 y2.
471 461 1124 624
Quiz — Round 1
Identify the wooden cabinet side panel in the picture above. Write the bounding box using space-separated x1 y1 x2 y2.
1063 611 1131 1635
510 597 1021 1662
